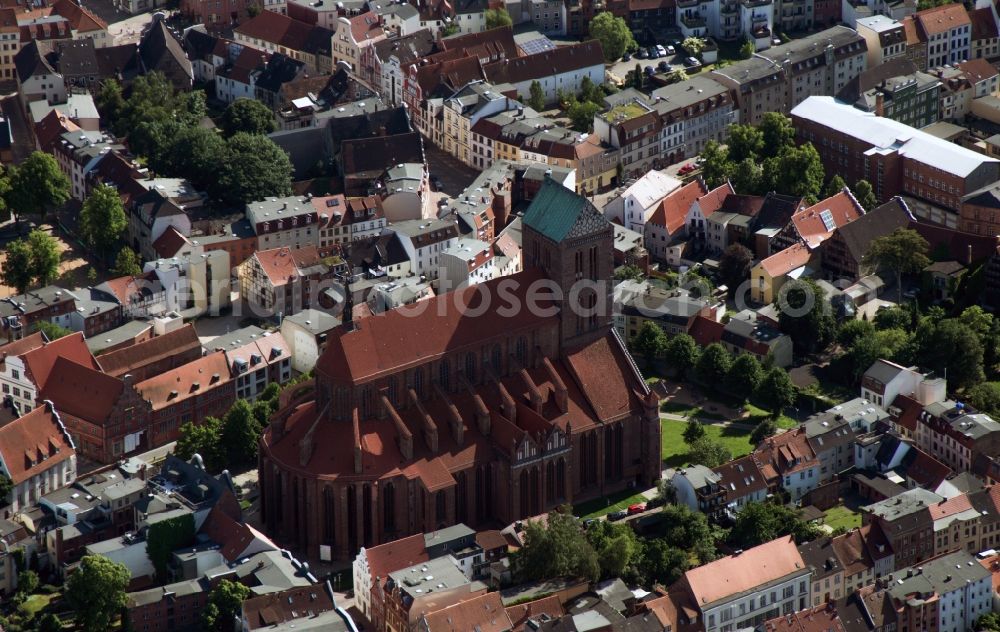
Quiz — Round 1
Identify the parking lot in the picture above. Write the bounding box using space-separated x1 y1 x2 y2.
607 44 696 86
424 144 480 218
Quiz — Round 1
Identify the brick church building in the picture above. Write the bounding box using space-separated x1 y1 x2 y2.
258 179 662 561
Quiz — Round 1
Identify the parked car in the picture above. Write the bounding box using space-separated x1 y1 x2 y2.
644 65 655 76
684 56 700 67
635 48 647 59
678 163 696 175
622 52 631 61
648 46 660 58
657 60 669 72
583 518 596 528
608 510 628 521
628 503 647 515
646 496 666 509
666 44 676 55
655 44 667 57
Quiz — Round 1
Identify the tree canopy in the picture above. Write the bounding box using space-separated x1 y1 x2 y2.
528 80 545 110
664 334 700 379
220 98 277 137
588 12 636 61
80 184 128 261
778 278 835 354
863 228 930 301
7 152 70 222
113 247 143 277
2 230 61 293
633 321 668 365
214 133 294 206
756 366 797 415
66 555 130 632
514 509 599 582
485 7 513 28
202 579 252 632
221 399 264 469
718 244 753 295
686 436 732 467
696 343 732 387
729 501 821 549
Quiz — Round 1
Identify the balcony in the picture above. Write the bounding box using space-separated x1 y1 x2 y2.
721 2 739 14
680 13 707 28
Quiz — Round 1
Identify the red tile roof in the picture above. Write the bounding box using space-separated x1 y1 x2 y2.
316 268 556 383
713 454 767 497
970 7 999 41
475 529 507 552
928 492 973 520
905 447 952 489
831 528 874 577
902 15 921 45
763 604 846 632
892 394 923 432
420 592 511 632
915 3 970 38
200 503 274 562
648 179 707 234
684 536 806 607
789 191 863 248
253 246 323 287
51 0 107 32
505 595 564 632
347 11 384 43
134 351 232 412
0 332 46 371
34 109 80 153
482 40 604 86
0 402 74 484
563 333 644 421
152 225 189 259
364 533 428 581
22 332 100 392
39 356 124 425
958 57 998 85
758 242 812 277
688 315 725 347
97 324 201 378
697 182 735 218
242 585 336 630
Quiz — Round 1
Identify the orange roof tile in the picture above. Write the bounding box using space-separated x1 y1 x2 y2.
134 352 232 411
763 604 846 632
152 225 189 259
697 182 735 218
505 595 564 632
421 592 511 632
915 3 970 38
39 356 124 424
688 315 725 347
51 0 107 32
0 332 46 370
928 493 973 520
758 243 812 277
0 403 74 484
684 536 806 607
365 533 429 581
347 11 384 43
253 246 323 287
649 180 708 234
22 332 100 392
958 57 998 85
200 503 274 562
789 191 863 248
97 324 201 378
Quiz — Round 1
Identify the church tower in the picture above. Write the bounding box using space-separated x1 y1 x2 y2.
521 177 614 348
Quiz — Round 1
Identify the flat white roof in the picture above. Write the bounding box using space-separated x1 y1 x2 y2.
792 96 998 178
856 15 903 32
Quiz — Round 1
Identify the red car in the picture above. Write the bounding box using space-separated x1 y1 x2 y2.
627 503 646 515
678 163 696 175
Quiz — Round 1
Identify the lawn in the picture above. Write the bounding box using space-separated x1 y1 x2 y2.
573 489 650 520
660 402 726 421
661 419 755 467
18 593 57 617
743 403 798 429
823 504 862 531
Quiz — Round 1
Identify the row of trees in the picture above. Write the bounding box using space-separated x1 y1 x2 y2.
96 74 292 207
175 382 281 472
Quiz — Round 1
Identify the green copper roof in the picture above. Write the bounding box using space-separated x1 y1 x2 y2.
522 177 594 242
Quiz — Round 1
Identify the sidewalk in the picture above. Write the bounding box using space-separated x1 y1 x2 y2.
659 411 757 431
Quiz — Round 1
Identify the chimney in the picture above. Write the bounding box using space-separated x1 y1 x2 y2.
875 91 885 117
967 243 973 266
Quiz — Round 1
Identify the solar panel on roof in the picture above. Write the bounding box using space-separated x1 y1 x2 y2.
518 37 556 55
819 209 836 231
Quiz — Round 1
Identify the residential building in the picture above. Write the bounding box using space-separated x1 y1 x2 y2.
672 465 728 520
365 29 435 106
650 75 738 164
128 187 193 262
798 537 846 606
331 12 385 72
618 284 715 340
644 179 707 265
836 59 940 128
862 487 940 569
237 246 333 320
246 195 321 250
855 15 908 67
50 128 117 201
143 250 231 318
751 242 814 304
241 583 354 631
442 81 517 167
861 358 944 411
258 179 662 561
481 40 604 104
382 557 485 632
233 11 333 74
279 309 340 373
14 40 67 105
970 6 999 61
604 170 682 234
792 96 1000 210
316 196 388 247
755 427 821 500
593 98 663 180
713 455 768 516
389 217 461 278
0 288 78 343
208 327 292 401
0 332 99 415
912 3 971 69
886 550 992 632
0 402 76 512
679 536 812 632
439 238 495 290
821 197 914 280
917 400 1000 473
139 18 194 89
803 413 857 482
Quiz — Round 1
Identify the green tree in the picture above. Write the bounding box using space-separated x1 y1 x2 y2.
528 80 545 110
687 436 732 468
638 539 689 586
32 320 74 341
146 514 195 580
222 399 263 469
854 179 878 211
778 278 835 354
739 39 755 59
25 229 62 288
823 174 847 198
843 329 912 382
80 184 128 261
729 157 762 194
837 318 874 347
682 36 706 58
977 612 1000 631
863 228 931 302
615 264 645 281
567 100 601 132
729 501 821 549
0 473 12 506
632 321 668 365
160 125 228 191
726 124 764 164
683 419 706 444
259 382 281 403
113 247 143 277
513 509 599 582
66 555 130 632
756 366 796 415
873 305 913 331
968 382 1000 417
750 417 778 444
485 7 513 28
588 12 637 61
586 521 640 580
37 613 63 632
1 238 33 294
759 112 796 157
15 569 39 600
215 133 293 205
959 305 993 342
718 243 753 294
631 63 644 89
7 152 70 223
915 319 985 390
658 503 718 563
725 353 763 401
174 417 225 472
221 98 276 137
664 333 700 379
764 143 825 202
202 579 252 632
665 68 688 84
696 343 732 387
699 140 730 188
441 22 460 36
95 78 126 123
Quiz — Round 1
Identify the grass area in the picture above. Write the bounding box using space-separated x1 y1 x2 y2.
239 499 252 511
661 419 755 467
601 102 649 122
744 403 798 429
823 505 862 531
19 593 56 617
573 488 650 520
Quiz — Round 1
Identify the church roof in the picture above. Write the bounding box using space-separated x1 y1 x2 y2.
522 177 607 242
